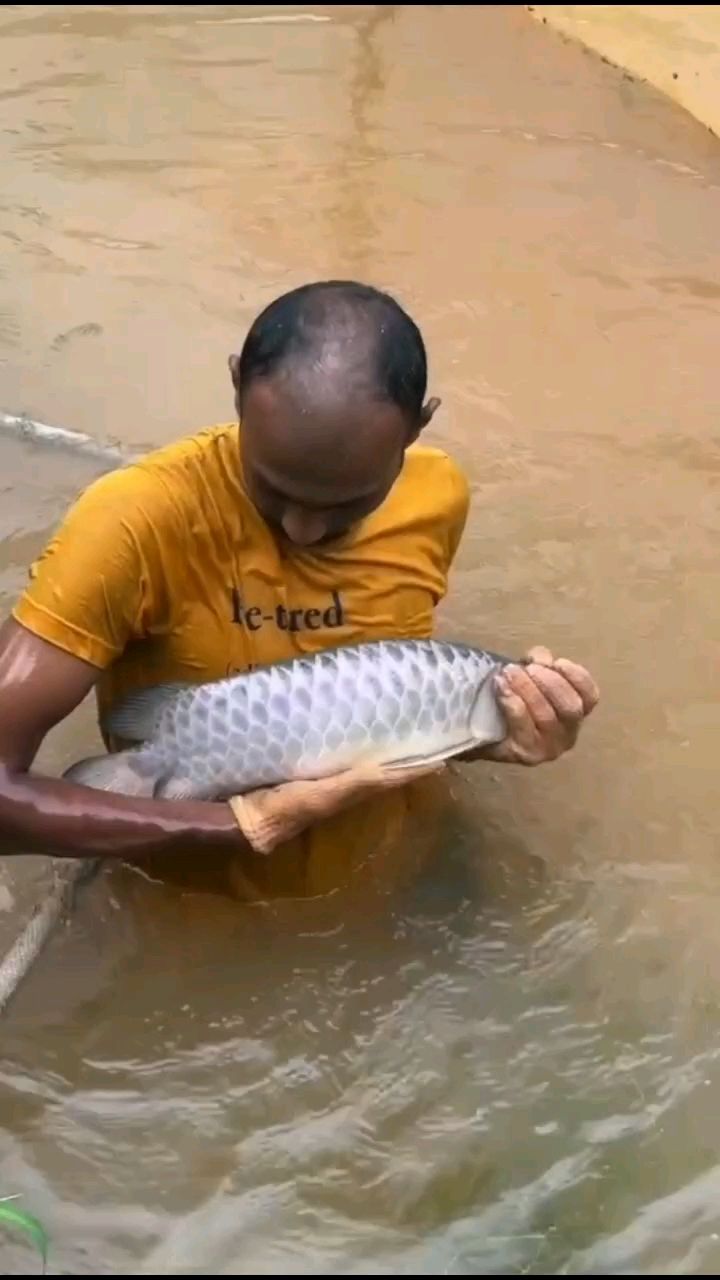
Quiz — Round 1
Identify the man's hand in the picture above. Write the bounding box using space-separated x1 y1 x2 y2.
471 645 599 767
228 760 442 855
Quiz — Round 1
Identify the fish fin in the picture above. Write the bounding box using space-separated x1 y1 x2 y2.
104 681 189 743
383 740 477 770
155 775 197 801
63 750 158 797
469 675 508 747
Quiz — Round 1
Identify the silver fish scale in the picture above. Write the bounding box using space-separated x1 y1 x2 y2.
136 639 505 798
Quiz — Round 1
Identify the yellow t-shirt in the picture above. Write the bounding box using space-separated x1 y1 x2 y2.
13 423 470 901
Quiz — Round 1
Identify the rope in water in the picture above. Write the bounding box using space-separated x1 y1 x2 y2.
0 411 131 463
0 413 132 1012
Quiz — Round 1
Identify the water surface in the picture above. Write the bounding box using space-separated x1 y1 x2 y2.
1 4 719 1273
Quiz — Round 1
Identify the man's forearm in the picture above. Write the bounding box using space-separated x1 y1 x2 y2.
0 766 247 860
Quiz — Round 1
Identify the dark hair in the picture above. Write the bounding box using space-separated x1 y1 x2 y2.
236 280 428 421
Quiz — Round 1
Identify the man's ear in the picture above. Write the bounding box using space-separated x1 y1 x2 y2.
404 396 438 448
421 396 441 427
406 397 441 446
228 354 243 420
228 352 241 388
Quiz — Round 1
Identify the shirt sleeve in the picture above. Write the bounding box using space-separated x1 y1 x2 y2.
11 467 161 669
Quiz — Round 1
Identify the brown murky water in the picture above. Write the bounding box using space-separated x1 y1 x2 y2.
1 3 719 1273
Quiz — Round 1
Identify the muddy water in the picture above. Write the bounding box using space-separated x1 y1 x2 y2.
1 3 719 1273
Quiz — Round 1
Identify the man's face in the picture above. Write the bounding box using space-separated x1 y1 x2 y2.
236 376 414 549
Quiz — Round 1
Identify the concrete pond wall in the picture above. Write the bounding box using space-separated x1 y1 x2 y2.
531 5 720 137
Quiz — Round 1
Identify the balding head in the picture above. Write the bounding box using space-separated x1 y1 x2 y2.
228 281 440 547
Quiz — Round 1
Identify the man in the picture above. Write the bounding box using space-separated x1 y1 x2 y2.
0 281 598 900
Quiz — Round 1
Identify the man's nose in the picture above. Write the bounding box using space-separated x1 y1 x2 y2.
281 506 327 546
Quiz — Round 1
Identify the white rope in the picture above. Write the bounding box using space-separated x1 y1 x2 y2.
0 410 131 464
0 413 131 1011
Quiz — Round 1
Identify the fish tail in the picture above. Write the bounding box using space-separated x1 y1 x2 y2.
63 750 158 797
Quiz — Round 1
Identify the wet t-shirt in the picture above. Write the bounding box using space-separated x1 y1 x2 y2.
13 423 470 900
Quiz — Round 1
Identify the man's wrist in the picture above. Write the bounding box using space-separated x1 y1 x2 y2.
189 802 257 851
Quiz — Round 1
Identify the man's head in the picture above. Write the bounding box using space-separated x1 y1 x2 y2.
229 280 440 547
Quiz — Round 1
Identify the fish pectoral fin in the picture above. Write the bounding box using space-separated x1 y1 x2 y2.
63 751 158 798
383 739 477 770
154 775 196 801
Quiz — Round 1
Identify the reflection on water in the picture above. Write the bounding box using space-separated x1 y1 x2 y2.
1 3 720 1273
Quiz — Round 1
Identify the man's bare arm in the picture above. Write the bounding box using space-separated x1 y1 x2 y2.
0 620 436 860
0 619 252 858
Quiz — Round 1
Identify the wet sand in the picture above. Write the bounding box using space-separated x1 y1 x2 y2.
1 4 719 1273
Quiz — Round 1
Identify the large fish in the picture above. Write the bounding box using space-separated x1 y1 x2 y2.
0 636 513 1014
65 638 513 798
